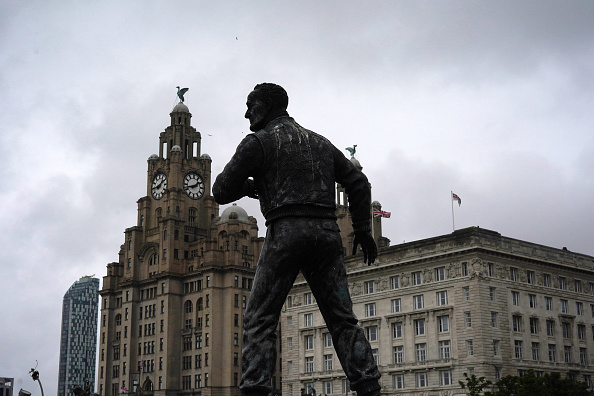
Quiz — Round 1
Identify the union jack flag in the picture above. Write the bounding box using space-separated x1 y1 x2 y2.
452 192 462 206
373 209 391 218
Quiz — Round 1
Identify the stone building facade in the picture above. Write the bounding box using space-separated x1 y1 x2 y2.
98 102 273 396
281 227 594 395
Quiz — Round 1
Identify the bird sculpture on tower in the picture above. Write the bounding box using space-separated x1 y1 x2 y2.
345 145 357 158
176 86 189 102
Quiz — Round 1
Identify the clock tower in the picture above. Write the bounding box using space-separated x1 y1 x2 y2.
98 99 271 396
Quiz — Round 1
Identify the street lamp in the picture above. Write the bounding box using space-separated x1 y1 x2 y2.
29 362 44 396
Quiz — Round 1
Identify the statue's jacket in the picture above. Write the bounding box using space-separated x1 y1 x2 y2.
213 116 371 233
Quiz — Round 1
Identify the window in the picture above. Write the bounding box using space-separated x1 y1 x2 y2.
513 315 523 332
559 277 567 290
546 320 555 336
543 273 551 287
512 291 520 305
324 332 332 347
412 271 422 285
564 346 572 363
462 262 468 276
465 312 472 327
532 342 540 361
414 319 425 336
392 322 403 338
548 344 557 362
287 337 293 350
184 300 193 313
303 292 313 305
510 267 518 281
413 295 424 309
393 374 404 389
390 275 400 289
364 281 375 294
467 340 474 356
372 348 379 364
435 267 446 281
416 372 428 387
323 381 332 394
416 343 427 361
562 322 571 338
287 316 293 328
561 299 568 313
489 287 496 301
580 347 588 366
304 313 313 327
545 296 553 310
529 294 537 308
391 298 401 313
527 270 535 284
493 340 500 356
323 354 333 371
577 302 584 316
463 287 470 301
393 346 404 364
578 324 586 340
491 312 498 328
365 325 378 341
305 357 314 373
364 303 376 317
436 291 448 306
530 317 539 334
439 340 451 359
513 340 523 359
488 262 494 277
438 315 450 332
305 335 314 350
440 370 452 385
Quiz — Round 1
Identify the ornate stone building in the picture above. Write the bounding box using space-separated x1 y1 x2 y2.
98 102 271 396
281 227 594 395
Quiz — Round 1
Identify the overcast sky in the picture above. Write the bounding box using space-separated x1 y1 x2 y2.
2 1 594 393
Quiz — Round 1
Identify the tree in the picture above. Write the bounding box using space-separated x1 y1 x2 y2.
488 370 594 396
459 372 492 396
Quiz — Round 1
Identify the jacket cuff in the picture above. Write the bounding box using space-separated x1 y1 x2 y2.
353 221 371 233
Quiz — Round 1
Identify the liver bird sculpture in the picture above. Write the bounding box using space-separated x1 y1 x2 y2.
345 145 357 157
176 86 189 102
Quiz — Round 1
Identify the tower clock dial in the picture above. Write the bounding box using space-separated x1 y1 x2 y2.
183 172 205 200
151 173 168 200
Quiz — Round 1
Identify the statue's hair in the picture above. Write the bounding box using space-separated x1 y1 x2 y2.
253 83 289 110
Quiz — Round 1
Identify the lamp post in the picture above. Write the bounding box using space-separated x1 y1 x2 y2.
29 363 44 396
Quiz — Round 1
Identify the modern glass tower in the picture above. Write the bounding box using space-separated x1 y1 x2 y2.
58 276 100 396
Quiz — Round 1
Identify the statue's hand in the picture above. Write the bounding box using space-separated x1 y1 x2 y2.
352 231 377 265
242 179 259 199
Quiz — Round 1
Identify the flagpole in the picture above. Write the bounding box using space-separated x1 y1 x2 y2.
451 191 455 232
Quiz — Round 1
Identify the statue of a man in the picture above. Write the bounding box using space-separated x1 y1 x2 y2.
213 83 381 396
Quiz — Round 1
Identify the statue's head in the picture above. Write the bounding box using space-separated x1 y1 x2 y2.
245 83 289 131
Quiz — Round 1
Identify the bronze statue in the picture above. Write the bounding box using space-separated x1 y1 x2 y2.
213 83 381 396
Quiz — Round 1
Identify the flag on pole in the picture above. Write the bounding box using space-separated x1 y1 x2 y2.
373 209 391 218
452 192 461 206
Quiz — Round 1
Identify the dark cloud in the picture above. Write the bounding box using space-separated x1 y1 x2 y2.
2 1 594 392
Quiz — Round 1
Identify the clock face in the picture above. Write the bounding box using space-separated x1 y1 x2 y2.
151 173 168 200
183 172 205 200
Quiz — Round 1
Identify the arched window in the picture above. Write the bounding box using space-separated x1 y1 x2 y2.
115 314 122 326
184 300 193 314
197 298 203 311
149 254 159 266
